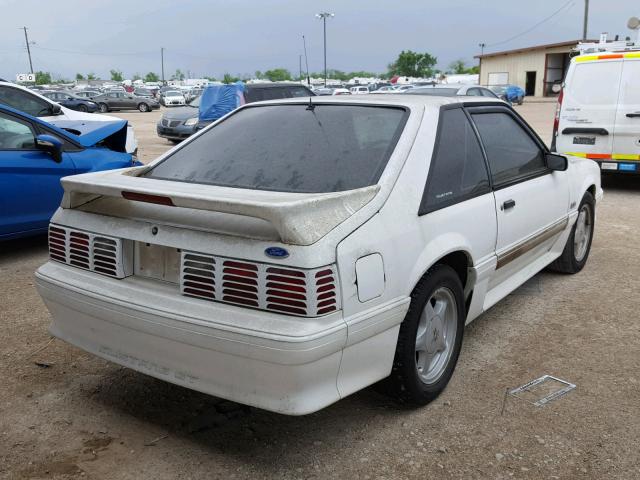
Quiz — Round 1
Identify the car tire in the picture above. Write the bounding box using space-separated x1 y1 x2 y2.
138 103 149 112
548 191 595 274
99 103 109 113
387 264 465 405
169 139 181 144
78 104 88 112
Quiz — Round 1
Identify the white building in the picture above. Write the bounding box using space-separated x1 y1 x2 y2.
476 39 596 97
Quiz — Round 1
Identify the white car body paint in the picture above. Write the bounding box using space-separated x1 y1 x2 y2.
35 96 602 415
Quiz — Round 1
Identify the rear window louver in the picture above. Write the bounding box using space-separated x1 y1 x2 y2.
180 251 339 317
48 225 129 278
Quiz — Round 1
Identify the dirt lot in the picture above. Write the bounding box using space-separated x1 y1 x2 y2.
1 103 639 480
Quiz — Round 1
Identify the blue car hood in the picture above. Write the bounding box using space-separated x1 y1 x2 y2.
49 119 129 152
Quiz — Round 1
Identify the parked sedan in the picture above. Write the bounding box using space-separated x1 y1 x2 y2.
489 85 525 105
133 88 155 99
157 82 315 142
159 90 186 107
35 96 601 415
92 91 160 113
0 104 137 240
406 84 499 98
41 90 98 113
156 95 202 142
74 90 101 99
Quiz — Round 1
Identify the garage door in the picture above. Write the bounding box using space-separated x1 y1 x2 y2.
488 72 509 86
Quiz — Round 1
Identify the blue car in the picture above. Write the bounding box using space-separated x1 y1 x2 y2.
0 104 138 240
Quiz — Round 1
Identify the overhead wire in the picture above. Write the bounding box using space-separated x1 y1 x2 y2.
486 0 576 48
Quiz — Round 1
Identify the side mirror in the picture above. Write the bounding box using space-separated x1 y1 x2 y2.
546 152 568 171
50 104 62 115
36 134 63 163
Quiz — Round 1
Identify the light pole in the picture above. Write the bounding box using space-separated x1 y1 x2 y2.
478 42 486 57
315 12 334 87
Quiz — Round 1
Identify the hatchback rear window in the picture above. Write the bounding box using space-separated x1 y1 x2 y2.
144 104 407 193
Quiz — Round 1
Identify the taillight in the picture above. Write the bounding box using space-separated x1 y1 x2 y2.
551 89 563 151
180 251 340 317
48 224 130 278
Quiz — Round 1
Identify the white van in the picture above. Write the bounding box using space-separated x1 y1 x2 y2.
553 50 640 174
349 86 370 95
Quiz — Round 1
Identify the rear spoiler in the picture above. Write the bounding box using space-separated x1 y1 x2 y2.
60 168 379 246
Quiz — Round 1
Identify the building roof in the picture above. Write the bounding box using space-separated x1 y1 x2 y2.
475 39 598 59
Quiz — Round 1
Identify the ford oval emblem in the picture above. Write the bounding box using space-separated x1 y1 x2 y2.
265 247 289 259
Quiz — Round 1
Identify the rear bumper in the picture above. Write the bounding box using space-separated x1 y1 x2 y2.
36 261 353 414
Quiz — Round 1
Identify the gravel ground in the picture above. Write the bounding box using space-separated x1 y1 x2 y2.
1 102 639 480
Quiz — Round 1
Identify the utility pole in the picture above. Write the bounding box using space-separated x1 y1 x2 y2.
582 0 589 40
161 47 165 84
22 27 34 75
315 12 334 87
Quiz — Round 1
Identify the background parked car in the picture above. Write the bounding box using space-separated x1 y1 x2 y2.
405 84 499 98
74 90 101 99
159 90 186 106
489 85 525 105
349 86 369 95
0 81 138 153
0 104 137 240
133 88 155 99
157 82 315 142
92 91 160 113
41 90 98 113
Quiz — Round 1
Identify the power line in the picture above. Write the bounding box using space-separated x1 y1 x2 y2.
486 0 575 48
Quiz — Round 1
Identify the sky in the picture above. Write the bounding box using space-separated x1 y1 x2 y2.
0 0 638 81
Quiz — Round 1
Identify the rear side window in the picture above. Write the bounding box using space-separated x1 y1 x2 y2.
420 108 490 213
0 87 50 117
472 112 546 185
288 86 313 97
145 104 407 193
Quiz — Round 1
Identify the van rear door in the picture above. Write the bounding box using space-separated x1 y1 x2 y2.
611 57 640 173
557 59 622 161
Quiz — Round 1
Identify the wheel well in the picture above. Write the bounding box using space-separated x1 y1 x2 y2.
434 251 470 290
587 184 596 197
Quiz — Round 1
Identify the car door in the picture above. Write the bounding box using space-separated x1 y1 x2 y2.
106 92 120 108
468 106 570 303
418 106 497 320
0 111 76 237
611 57 640 172
120 92 135 109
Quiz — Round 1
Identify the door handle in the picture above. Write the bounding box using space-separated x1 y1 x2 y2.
501 199 516 211
626 113 640 118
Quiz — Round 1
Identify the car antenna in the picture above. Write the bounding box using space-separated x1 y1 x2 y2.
306 95 315 111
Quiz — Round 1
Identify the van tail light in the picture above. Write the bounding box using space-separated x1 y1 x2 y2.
551 89 563 151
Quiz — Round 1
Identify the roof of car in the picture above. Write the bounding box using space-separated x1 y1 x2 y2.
249 95 504 110
246 82 311 89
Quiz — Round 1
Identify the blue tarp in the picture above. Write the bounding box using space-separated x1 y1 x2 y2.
198 82 245 122
505 85 524 102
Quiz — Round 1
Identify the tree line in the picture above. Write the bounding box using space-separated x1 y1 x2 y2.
29 50 478 85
